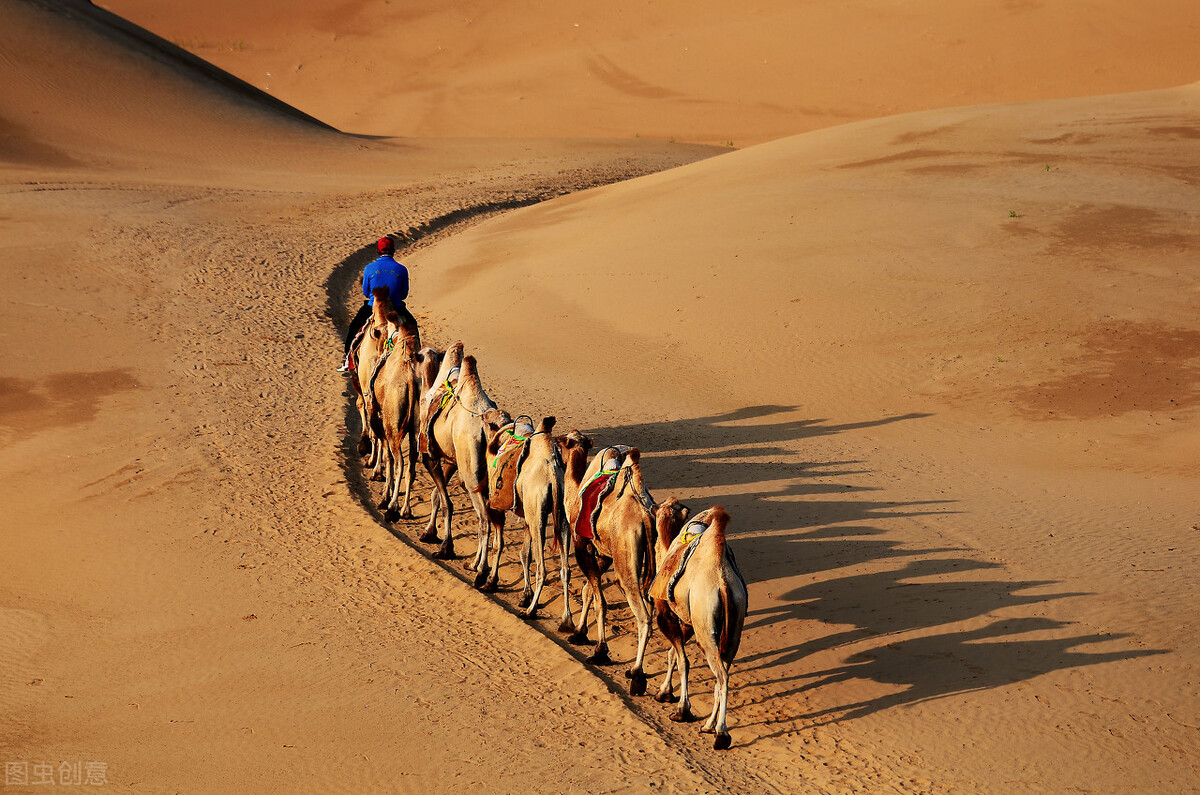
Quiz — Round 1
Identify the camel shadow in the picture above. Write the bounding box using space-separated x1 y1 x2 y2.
585 405 1167 740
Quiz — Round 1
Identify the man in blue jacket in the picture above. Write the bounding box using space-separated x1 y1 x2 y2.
340 236 409 372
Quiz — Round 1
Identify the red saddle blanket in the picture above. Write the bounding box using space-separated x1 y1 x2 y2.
573 470 617 544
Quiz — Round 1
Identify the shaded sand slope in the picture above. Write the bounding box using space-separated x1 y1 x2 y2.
0 0 344 172
107 0 1200 144
407 85 1200 790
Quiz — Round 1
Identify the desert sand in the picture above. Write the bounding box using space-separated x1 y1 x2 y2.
2 0 1199 792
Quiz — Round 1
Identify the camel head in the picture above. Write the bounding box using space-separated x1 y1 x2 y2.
417 347 443 368
394 332 417 361
554 430 593 489
481 407 515 454
370 286 393 326
623 447 644 481
655 497 690 554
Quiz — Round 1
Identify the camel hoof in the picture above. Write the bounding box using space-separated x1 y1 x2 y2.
473 569 489 589
431 547 456 561
654 691 676 704
478 577 498 594
398 509 413 519
371 472 385 482
356 440 371 456
517 591 533 609
417 530 439 544
521 607 538 620
557 618 575 634
626 672 647 697
376 498 389 510
669 709 697 723
587 646 613 666
567 630 590 646
713 733 732 751
383 508 400 523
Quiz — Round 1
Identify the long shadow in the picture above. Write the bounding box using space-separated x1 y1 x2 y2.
754 618 1163 735
585 405 1167 738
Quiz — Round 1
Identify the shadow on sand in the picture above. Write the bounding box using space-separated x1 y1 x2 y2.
587 404 1166 739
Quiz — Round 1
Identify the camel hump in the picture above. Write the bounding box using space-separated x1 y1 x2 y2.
459 354 480 385
448 341 465 359
372 285 390 302
626 447 641 466
538 416 557 435
706 505 730 551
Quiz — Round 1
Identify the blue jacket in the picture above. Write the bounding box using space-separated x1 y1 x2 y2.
362 255 409 305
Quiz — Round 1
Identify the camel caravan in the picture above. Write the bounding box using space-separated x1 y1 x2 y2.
344 283 748 751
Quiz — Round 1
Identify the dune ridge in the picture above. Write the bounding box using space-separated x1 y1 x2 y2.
105 0 1200 144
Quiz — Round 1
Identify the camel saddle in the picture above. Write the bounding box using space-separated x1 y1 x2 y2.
648 517 711 603
487 421 533 513
418 365 459 455
572 468 619 545
345 322 373 372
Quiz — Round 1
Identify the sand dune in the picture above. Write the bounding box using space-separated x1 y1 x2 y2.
105 0 1200 145
405 82 1200 790
3 0 1199 791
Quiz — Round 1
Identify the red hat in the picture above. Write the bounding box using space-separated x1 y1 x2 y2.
377 237 394 255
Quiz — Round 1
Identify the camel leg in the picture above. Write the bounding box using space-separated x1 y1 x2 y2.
460 442 503 589
589 574 611 665
655 645 677 703
670 641 695 723
422 455 456 558
385 427 411 520
420 480 441 542
517 534 534 609
523 495 550 618
556 522 573 633
380 434 399 519
618 576 653 696
699 654 733 750
696 618 733 749
656 608 691 714
569 547 599 645
397 421 416 518
482 507 505 591
355 394 371 457
460 478 490 578
420 457 454 544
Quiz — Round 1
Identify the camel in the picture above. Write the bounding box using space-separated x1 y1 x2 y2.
369 343 441 523
649 503 748 750
568 445 658 696
555 429 593 526
365 333 421 522
349 287 403 474
482 412 572 628
418 348 509 587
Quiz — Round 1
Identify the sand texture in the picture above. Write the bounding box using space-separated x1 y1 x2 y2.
2 0 1199 791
